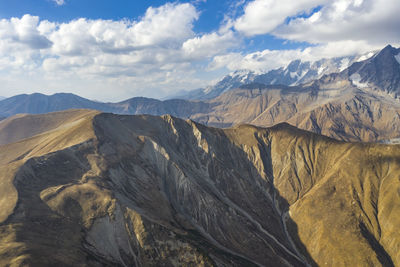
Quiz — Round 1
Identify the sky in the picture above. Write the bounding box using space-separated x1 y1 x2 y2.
0 0 399 101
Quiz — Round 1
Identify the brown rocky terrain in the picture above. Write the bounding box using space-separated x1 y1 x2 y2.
0 110 399 266
1 46 399 144
2 74 399 144
192 74 400 142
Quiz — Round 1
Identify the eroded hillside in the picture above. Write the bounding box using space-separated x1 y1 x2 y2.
192 74 400 142
0 110 399 266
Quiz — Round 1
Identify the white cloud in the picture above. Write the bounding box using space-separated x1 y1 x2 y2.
233 0 400 46
53 0 65 6
47 3 198 57
182 30 237 59
234 0 329 36
0 15 52 50
208 0 399 73
0 3 211 101
274 0 400 45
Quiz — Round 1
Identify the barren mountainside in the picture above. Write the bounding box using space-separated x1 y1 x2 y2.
0 45 399 143
0 110 399 266
192 74 400 142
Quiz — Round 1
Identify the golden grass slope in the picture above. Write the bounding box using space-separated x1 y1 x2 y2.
0 109 99 224
265 124 400 266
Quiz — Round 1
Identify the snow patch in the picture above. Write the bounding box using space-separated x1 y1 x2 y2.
395 53 400 65
203 86 213 94
317 66 326 75
339 58 350 71
356 52 375 62
350 73 368 88
289 72 298 79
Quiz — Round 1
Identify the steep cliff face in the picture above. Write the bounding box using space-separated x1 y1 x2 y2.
0 111 399 266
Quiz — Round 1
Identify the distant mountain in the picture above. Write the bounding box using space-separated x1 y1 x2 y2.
176 52 376 100
0 93 209 118
1 110 399 266
184 45 400 142
342 44 400 96
0 93 107 117
191 75 400 142
1 45 399 143
109 97 210 117
0 96 5 101
179 45 400 142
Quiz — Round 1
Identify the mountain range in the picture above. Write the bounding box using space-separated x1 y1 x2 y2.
1 45 400 266
174 51 376 100
0 110 399 266
0 93 210 119
1 45 399 143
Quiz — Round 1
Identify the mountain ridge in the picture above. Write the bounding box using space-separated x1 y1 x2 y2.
1 45 399 144
0 110 399 266
0 93 211 119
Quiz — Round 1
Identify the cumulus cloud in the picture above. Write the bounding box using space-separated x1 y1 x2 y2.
0 15 52 50
182 30 237 59
52 0 65 6
48 3 198 57
209 0 399 73
0 3 215 100
234 0 329 36
234 0 400 46
0 15 52 73
274 0 400 45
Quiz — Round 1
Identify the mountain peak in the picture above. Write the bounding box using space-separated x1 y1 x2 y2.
344 44 400 95
382 44 394 50
377 44 398 57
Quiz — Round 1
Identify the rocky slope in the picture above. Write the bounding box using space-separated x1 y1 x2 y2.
2 76 400 143
191 74 400 142
0 110 399 266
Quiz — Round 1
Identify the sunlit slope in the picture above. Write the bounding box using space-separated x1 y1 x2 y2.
0 111 399 266
193 75 400 142
0 110 98 226
265 123 400 266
